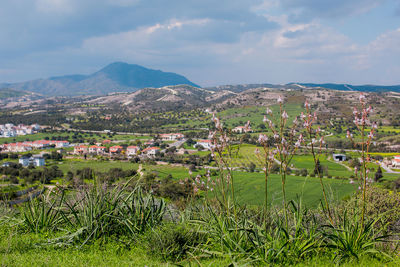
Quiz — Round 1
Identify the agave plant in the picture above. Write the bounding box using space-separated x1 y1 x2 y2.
22 189 65 233
322 210 391 263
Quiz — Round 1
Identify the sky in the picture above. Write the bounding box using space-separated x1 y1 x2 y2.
1 0 400 87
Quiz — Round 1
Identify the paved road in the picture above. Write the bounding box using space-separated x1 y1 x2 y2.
378 162 398 174
162 139 187 153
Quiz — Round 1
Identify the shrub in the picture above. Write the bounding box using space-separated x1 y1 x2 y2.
142 223 206 262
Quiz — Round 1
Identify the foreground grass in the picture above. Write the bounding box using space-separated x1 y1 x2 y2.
1 226 398 267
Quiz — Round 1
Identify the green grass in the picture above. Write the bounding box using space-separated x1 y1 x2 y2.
55 159 139 174
0 229 398 266
231 171 355 207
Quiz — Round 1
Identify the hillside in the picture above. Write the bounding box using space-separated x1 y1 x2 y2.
207 83 400 93
0 62 199 96
87 85 234 112
0 88 28 99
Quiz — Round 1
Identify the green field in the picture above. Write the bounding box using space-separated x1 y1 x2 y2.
231 171 355 207
217 103 303 129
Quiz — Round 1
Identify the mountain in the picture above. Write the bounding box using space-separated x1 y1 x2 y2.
0 62 199 96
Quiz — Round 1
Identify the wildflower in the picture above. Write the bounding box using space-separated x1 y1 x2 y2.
349 179 354 184
255 148 260 154
372 122 378 129
281 137 287 145
282 111 288 119
258 134 268 144
263 115 268 123
244 120 251 131
304 100 310 109
266 107 272 114
359 93 366 102
295 140 301 148
273 133 279 139
311 138 316 144
368 131 374 139
277 96 283 103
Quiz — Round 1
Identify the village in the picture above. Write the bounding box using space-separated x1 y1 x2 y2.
0 123 41 137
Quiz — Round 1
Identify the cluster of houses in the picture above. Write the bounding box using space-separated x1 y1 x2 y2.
74 144 161 158
232 126 253 134
0 123 40 138
159 133 184 141
0 140 70 153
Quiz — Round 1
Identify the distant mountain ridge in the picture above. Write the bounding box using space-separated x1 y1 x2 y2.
291 83 400 92
207 83 400 93
0 62 199 96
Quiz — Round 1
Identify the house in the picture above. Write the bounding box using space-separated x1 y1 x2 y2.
89 145 98 154
89 145 106 155
74 145 88 155
195 140 212 150
159 133 185 141
102 139 111 144
333 154 347 162
232 126 253 133
54 141 70 148
392 155 400 168
126 146 139 157
109 145 123 155
142 147 160 157
32 156 45 166
2 143 32 153
19 157 30 167
19 156 45 167
31 140 51 149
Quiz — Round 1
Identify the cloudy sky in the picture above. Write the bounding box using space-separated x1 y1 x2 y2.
1 0 400 86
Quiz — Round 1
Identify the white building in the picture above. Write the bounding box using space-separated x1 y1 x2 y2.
159 133 184 141
142 147 160 157
232 126 253 133
392 155 400 168
126 146 139 157
195 140 212 150
19 156 45 167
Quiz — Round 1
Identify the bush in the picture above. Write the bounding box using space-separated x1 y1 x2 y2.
142 223 206 262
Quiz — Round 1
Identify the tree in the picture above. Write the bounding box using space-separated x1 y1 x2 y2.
374 167 383 182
